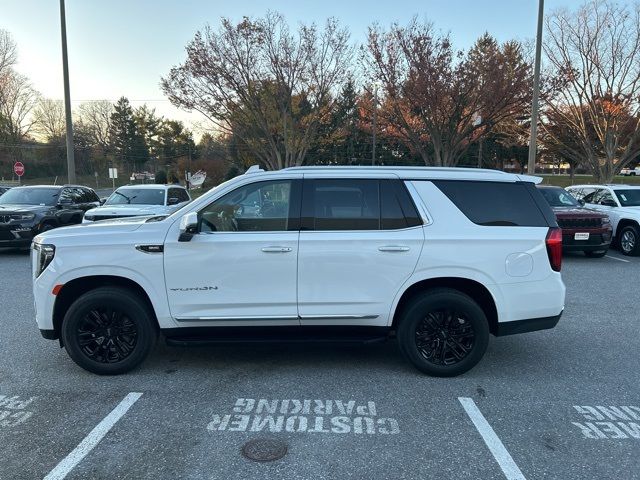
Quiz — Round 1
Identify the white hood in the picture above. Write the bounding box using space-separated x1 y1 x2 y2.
85 204 169 217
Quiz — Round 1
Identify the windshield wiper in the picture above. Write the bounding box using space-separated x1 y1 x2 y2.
113 191 131 203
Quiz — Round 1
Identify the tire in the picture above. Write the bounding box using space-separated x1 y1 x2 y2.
61 287 157 375
397 288 489 377
39 222 55 233
618 225 640 256
584 250 607 258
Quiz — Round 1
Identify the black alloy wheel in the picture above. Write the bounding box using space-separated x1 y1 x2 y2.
415 310 475 366
61 287 156 375
397 288 489 377
76 308 138 363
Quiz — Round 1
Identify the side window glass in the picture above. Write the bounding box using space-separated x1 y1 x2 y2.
305 179 380 231
381 180 408 230
199 180 292 232
582 189 600 203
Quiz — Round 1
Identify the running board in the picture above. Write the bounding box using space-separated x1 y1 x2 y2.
163 326 393 347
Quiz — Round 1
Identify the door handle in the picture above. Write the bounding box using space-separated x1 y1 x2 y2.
378 245 410 252
261 246 292 253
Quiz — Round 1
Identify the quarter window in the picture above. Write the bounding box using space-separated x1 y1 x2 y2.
199 180 295 232
433 180 548 227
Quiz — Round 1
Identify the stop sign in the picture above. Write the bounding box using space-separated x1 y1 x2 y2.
14 162 25 177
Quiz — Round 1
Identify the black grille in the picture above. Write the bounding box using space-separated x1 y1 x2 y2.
90 215 136 221
557 217 601 228
0 230 15 241
0 215 12 224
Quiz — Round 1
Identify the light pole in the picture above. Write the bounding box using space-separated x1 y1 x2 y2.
527 0 544 175
59 0 76 183
372 83 379 166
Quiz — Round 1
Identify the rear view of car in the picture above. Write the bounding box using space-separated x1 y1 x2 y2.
537 185 612 257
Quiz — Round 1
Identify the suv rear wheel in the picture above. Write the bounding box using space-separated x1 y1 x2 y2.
619 225 640 256
61 287 156 375
397 288 489 377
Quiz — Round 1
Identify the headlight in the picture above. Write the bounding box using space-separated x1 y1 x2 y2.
602 217 611 225
33 243 55 278
10 213 35 221
84 215 95 221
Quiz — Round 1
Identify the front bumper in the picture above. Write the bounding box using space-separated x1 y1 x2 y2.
0 224 38 247
495 311 562 336
562 230 612 252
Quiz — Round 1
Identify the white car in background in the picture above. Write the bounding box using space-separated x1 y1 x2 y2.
566 184 640 255
83 184 191 223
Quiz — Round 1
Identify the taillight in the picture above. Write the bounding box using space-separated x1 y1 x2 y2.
546 227 562 272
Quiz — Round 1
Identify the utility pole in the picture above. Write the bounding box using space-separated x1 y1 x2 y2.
527 0 544 175
372 84 378 166
60 0 76 183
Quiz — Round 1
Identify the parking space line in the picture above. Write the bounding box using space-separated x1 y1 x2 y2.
605 255 631 263
458 397 526 480
43 392 143 480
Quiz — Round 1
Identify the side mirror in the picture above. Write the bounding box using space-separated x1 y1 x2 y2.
57 198 73 208
167 197 180 206
178 211 198 242
601 199 617 207
578 199 585 206
99 197 107 205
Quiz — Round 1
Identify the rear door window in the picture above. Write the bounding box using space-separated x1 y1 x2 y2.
433 180 548 227
302 179 380 230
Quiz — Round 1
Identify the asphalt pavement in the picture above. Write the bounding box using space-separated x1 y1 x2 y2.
0 248 638 479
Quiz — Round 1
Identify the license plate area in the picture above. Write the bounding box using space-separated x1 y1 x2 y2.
574 232 590 240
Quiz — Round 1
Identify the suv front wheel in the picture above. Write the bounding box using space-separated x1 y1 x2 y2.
619 225 640 256
61 287 157 375
397 289 489 377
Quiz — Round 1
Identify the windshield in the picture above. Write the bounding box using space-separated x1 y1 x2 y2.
614 189 640 207
105 188 166 206
538 187 579 207
0 187 60 206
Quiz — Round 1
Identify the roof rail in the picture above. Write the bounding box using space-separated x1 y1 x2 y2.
245 165 264 174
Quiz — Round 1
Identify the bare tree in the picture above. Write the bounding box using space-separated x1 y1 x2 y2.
161 12 352 169
76 100 114 150
542 1 640 182
363 20 532 166
0 29 17 78
33 99 65 142
0 70 39 141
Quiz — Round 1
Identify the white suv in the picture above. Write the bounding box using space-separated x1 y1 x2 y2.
566 184 640 255
32 166 566 377
82 184 191 223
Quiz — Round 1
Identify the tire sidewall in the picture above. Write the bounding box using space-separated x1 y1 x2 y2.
398 290 489 377
61 288 156 375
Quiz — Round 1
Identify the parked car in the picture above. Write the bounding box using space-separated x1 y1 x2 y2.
0 186 11 197
566 184 640 256
32 166 565 377
0 185 100 248
537 185 612 257
620 167 640 176
82 184 191 223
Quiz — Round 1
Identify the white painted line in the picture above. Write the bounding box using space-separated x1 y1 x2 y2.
605 255 630 263
458 397 526 480
43 392 142 480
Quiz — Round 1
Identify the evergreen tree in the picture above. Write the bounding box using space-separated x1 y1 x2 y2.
108 97 148 173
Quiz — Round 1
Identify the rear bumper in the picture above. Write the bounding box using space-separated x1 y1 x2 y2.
495 312 562 336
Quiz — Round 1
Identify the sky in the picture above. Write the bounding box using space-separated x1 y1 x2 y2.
1 0 585 135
